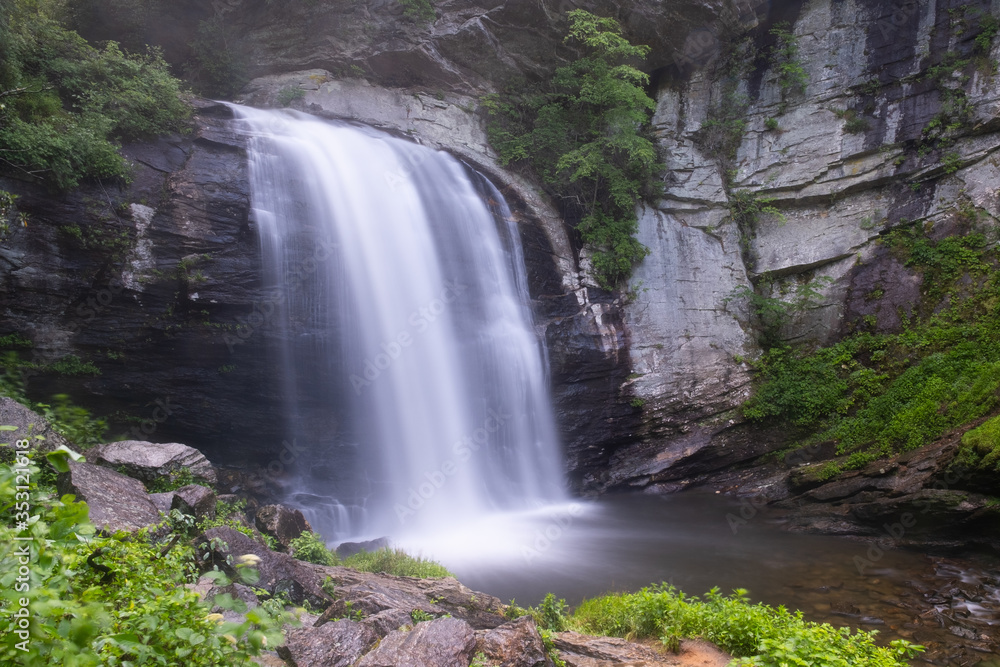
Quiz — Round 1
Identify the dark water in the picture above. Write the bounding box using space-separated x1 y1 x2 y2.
404 493 999 665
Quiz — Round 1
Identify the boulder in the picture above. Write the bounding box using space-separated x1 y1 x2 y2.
87 440 217 485
474 616 547 667
57 461 161 533
313 566 504 630
254 504 311 548
278 619 379 667
360 608 413 638
172 484 216 519
195 526 332 608
356 617 476 667
148 491 175 514
0 397 71 453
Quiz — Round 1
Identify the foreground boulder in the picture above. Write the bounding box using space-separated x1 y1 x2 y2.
356 617 477 667
57 461 161 533
172 484 216 519
196 526 332 608
254 503 311 548
0 397 70 453
313 565 505 630
88 440 217 485
474 616 547 667
278 619 380 667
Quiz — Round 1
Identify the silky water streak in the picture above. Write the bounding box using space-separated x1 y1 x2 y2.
232 105 565 543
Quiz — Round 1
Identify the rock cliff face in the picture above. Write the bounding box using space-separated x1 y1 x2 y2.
5 0 1000 507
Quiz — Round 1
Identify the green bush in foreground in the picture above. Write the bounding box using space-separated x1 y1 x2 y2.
288 530 338 566
568 585 922 667
341 547 453 578
0 457 290 666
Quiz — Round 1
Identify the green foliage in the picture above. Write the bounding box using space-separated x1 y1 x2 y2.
921 52 972 147
0 189 28 240
764 117 779 131
958 415 1000 471
941 151 962 174
0 1 188 188
694 39 755 172
36 394 107 448
532 593 569 631
341 547 453 578
399 0 435 23
46 355 101 377
742 225 1000 474
0 459 290 666
276 86 305 107
196 499 279 551
410 608 435 623
288 531 338 566
146 467 205 493
768 23 808 108
726 190 784 271
186 17 247 98
0 332 32 348
571 585 922 667
482 10 658 288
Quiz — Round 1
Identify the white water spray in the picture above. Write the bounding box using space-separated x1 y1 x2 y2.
231 106 566 544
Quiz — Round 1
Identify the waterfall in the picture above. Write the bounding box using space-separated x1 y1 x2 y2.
231 106 566 542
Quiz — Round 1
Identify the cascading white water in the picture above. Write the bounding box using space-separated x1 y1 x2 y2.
231 105 566 543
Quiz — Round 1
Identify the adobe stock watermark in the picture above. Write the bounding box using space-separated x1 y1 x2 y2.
394 407 511 523
8 438 34 653
124 397 180 441
727 442 824 534
222 237 339 352
349 280 468 396
521 503 584 564
853 465 973 575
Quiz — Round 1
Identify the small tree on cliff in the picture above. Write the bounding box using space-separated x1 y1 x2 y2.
483 10 659 289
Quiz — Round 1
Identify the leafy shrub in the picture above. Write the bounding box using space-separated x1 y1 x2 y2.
197 499 279 551
0 1 188 188
0 459 290 666
482 10 658 288
768 22 808 107
36 394 108 448
341 547 452 578
742 226 1000 474
288 531 338 566
958 415 1000 471
276 86 305 107
399 0 435 23
571 585 922 667
147 467 206 493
